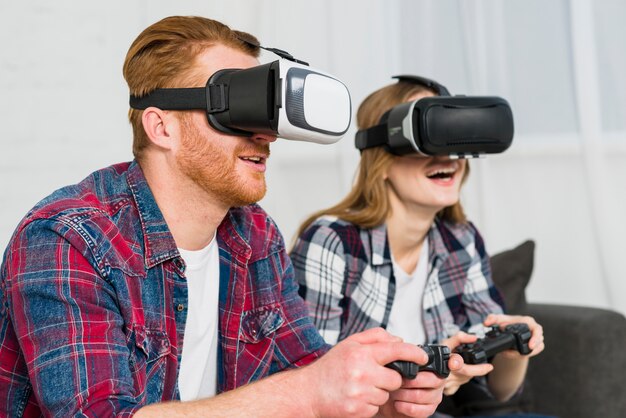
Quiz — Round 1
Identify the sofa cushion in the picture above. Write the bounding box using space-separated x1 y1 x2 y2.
490 240 535 314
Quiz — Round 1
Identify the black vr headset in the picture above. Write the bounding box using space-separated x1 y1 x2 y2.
129 45 351 144
355 75 514 158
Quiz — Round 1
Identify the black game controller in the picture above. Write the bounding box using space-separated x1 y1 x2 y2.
455 323 532 364
385 344 451 379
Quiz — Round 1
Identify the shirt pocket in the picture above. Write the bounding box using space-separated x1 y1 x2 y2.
235 304 285 383
128 325 172 401
239 304 285 343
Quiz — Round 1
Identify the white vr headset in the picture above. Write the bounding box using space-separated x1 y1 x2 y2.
130 49 351 144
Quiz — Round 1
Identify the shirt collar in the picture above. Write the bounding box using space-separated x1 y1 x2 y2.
429 218 453 264
126 160 180 269
369 223 389 266
217 209 252 262
368 218 450 267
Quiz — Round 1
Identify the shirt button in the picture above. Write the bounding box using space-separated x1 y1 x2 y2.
176 303 185 312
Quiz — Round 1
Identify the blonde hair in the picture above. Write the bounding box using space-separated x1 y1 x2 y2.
295 81 469 238
122 16 260 159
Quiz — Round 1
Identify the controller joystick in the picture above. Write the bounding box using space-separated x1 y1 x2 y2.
385 344 451 379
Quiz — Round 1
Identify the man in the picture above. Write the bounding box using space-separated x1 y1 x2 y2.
0 16 460 417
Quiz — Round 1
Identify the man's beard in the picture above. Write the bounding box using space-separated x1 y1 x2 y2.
176 116 269 208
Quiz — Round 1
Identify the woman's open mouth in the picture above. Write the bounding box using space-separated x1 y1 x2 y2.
425 163 459 183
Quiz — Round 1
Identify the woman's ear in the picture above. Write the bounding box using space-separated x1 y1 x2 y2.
141 107 175 150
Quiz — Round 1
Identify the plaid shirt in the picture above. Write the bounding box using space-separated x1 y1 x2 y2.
291 215 505 345
0 161 328 417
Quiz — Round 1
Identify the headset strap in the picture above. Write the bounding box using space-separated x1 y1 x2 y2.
355 124 388 150
392 75 451 96
129 84 228 113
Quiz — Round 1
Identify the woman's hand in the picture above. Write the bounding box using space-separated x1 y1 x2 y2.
439 332 493 396
483 313 545 359
482 313 545 400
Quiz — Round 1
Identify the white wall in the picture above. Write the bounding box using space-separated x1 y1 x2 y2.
1 0 625 314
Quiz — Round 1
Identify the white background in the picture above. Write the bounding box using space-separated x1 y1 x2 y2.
1 0 625 314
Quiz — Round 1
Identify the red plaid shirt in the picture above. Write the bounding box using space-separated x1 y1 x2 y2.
0 161 329 417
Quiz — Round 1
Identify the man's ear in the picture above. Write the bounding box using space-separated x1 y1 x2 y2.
141 107 176 150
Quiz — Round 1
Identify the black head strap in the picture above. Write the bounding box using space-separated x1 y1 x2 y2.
392 74 451 96
355 124 387 151
129 82 228 113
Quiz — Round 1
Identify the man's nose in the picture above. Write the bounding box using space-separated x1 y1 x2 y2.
250 133 277 143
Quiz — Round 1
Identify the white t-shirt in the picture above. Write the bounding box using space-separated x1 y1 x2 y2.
386 239 429 345
177 235 220 401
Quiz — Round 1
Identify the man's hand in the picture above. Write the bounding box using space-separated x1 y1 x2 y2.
302 327 434 418
377 351 463 417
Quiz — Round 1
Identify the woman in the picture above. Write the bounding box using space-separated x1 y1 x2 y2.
290 77 546 416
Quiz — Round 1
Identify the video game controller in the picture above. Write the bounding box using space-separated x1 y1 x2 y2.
385 344 451 379
455 323 532 364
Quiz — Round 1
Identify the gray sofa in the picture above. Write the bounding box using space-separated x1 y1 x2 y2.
440 240 626 417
